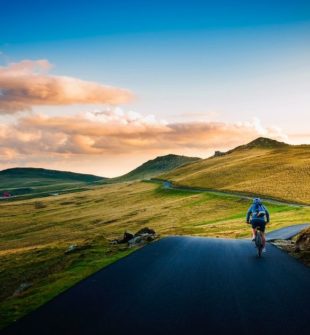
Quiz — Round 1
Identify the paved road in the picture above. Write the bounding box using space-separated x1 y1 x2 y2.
3 236 310 335
154 179 310 208
266 223 310 241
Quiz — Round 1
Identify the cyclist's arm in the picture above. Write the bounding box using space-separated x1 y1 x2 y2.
246 207 252 223
265 207 270 223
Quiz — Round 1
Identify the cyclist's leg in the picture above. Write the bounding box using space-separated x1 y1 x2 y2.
260 222 266 248
250 219 259 240
250 220 256 240
261 233 266 248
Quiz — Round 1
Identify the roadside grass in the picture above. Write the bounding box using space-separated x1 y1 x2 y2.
0 181 309 329
0 174 103 199
0 242 133 329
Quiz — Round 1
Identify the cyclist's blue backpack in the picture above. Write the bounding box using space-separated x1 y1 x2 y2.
255 204 266 218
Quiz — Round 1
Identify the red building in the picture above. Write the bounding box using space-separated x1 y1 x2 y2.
2 192 11 198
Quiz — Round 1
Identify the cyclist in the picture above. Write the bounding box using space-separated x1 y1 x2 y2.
246 198 270 252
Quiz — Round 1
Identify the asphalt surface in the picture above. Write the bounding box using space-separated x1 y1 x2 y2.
3 235 310 335
157 179 310 208
266 223 310 241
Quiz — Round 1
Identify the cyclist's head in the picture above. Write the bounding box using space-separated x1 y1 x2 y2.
253 197 262 205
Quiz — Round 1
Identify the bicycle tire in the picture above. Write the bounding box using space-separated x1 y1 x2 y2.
258 245 262 257
255 230 263 257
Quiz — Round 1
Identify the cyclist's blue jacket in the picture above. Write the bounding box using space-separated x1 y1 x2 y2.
246 204 270 223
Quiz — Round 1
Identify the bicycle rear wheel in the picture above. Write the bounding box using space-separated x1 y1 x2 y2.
258 244 263 257
255 231 263 257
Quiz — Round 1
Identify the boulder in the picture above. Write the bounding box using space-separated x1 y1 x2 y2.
295 227 310 252
117 231 134 244
135 227 155 236
214 150 225 157
13 283 32 297
146 235 155 242
128 236 142 246
112 227 157 246
65 244 77 254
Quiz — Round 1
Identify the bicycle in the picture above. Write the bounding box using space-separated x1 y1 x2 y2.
254 227 264 257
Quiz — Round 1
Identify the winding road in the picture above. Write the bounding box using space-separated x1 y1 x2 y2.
3 228 310 335
266 223 310 241
156 179 310 208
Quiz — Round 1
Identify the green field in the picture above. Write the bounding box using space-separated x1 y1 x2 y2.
161 139 310 205
0 167 105 198
1 181 309 329
0 155 200 198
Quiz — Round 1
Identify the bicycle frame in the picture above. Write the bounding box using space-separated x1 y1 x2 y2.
254 227 263 257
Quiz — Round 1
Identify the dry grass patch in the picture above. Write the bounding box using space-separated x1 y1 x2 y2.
161 146 310 204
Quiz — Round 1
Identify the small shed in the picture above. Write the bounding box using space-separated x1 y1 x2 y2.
2 191 11 198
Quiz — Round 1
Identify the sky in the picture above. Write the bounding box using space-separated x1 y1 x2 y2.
0 0 309 177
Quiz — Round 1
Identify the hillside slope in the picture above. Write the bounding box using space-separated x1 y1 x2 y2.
111 154 201 182
0 168 105 196
160 138 310 204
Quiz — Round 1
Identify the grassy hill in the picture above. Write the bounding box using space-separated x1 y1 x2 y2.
0 168 105 197
1 180 309 329
160 137 310 205
110 154 201 183
0 155 200 196
1 139 309 329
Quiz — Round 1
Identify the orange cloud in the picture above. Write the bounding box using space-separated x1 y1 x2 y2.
0 109 287 162
0 60 133 113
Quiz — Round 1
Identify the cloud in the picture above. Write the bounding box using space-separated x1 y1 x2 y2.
0 60 133 113
0 109 288 163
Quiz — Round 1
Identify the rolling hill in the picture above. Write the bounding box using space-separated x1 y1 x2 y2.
0 168 105 197
1 145 309 328
110 154 201 183
0 155 201 197
160 137 310 205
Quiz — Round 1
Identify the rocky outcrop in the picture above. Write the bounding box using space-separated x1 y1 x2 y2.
295 227 310 253
271 227 310 267
115 231 135 244
134 227 155 236
213 151 225 157
113 227 157 246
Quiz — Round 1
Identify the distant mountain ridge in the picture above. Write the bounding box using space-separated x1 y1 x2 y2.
0 167 105 197
111 154 201 182
212 137 290 158
2 138 309 203
230 137 289 151
0 167 104 182
0 154 201 197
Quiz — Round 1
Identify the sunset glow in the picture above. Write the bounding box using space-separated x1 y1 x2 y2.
1 0 309 176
